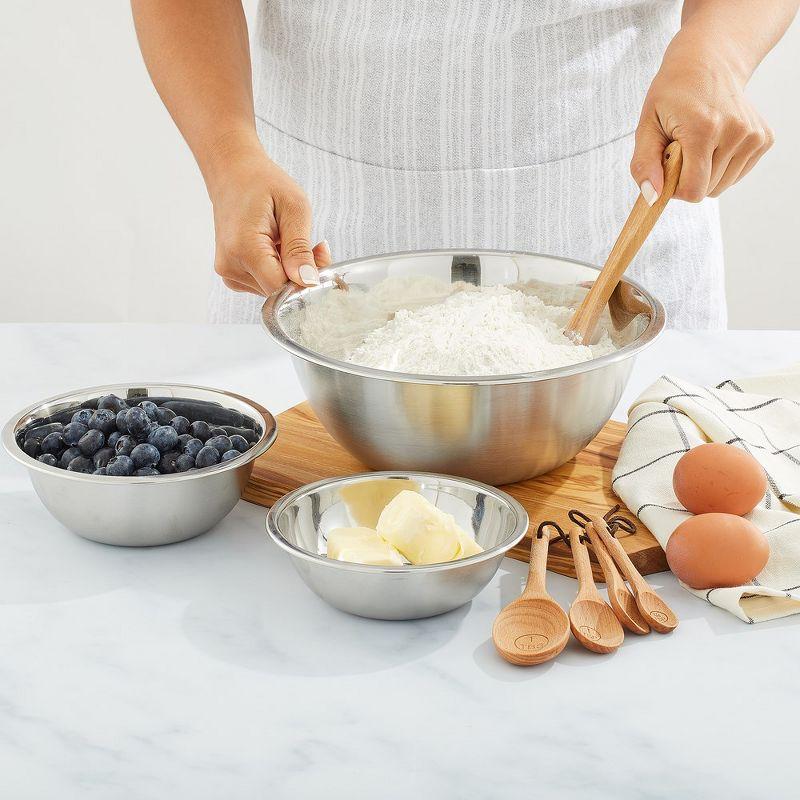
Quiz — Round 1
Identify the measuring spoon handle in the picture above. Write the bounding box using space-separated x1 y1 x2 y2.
590 516 650 594
569 526 599 597
522 529 551 597
584 523 622 592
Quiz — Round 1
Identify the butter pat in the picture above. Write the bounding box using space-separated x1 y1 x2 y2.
455 528 483 558
340 478 420 529
326 527 405 567
377 490 482 565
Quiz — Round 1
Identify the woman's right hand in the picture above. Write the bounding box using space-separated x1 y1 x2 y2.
204 131 331 295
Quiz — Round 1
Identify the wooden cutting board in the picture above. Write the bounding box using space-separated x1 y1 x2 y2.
243 403 668 581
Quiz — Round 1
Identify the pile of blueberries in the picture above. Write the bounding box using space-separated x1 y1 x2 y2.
18 393 261 477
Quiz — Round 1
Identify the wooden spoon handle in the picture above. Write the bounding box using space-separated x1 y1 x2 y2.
568 526 599 597
589 516 652 595
566 141 683 344
584 523 622 593
522 529 551 597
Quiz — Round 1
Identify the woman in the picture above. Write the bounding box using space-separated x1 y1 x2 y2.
132 0 797 328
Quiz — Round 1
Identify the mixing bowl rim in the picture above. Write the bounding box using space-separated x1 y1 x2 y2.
265 470 530 574
261 247 666 385
1 381 278 485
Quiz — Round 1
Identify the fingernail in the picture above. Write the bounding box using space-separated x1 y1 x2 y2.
299 264 320 286
321 239 331 252
640 180 659 207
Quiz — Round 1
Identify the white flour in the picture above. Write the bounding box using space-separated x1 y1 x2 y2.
298 278 617 377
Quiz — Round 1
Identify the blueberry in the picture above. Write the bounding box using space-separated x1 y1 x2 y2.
148 425 179 454
209 427 228 438
78 429 105 456
23 438 41 458
171 416 191 436
114 435 136 456
40 431 65 455
131 442 160 468
93 447 115 468
134 466 160 477
155 406 176 425
125 407 151 439
183 437 204 458
174 453 196 473
158 450 180 474
106 455 135 476
67 455 94 473
63 422 88 446
97 394 127 413
189 420 212 442
107 431 121 449
228 434 249 453
38 453 58 467
115 409 129 433
89 409 117 436
177 433 192 450
206 435 232 455
60 446 82 468
138 400 158 420
221 449 240 462
71 408 93 427
195 445 220 468
93 467 107 475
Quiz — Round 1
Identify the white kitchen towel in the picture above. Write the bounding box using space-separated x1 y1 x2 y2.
612 369 800 623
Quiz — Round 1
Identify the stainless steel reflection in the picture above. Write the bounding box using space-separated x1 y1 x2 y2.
2 382 277 546
262 249 665 484
266 472 529 620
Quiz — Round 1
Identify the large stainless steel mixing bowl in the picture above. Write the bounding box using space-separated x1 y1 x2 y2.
262 250 665 485
266 471 529 620
2 382 277 546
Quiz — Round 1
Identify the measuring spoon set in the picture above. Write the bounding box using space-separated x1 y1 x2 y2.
493 513 678 666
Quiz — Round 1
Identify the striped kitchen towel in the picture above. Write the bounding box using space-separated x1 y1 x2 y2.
612 368 800 623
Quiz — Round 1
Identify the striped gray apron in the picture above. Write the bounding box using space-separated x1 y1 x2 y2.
209 0 726 329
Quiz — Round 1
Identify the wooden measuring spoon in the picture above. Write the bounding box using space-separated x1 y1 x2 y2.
568 526 624 654
590 516 679 634
492 530 570 665
565 141 683 344
584 523 650 635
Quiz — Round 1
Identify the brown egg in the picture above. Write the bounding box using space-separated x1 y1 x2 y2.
666 513 769 589
673 443 766 515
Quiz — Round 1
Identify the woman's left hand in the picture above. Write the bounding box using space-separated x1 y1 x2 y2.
630 37 774 205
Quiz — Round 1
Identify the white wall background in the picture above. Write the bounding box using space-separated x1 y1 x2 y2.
1 1 797 328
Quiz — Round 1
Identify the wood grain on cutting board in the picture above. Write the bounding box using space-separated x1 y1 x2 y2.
243 403 668 581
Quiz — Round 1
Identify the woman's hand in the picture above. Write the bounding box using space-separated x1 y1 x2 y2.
132 2 331 295
631 34 774 205
205 132 331 295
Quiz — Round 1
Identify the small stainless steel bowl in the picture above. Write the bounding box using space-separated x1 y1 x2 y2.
2 382 277 546
266 471 529 620
262 249 665 485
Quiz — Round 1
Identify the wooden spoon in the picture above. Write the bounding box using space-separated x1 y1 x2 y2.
590 517 679 634
568 526 624 654
565 140 683 344
584 522 650 635
492 530 570 665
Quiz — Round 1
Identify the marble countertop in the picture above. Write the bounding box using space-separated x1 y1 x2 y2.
2 324 799 799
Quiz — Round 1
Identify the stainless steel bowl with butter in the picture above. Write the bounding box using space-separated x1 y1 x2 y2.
266 471 529 620
2 382 277 546
262 249 665 485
